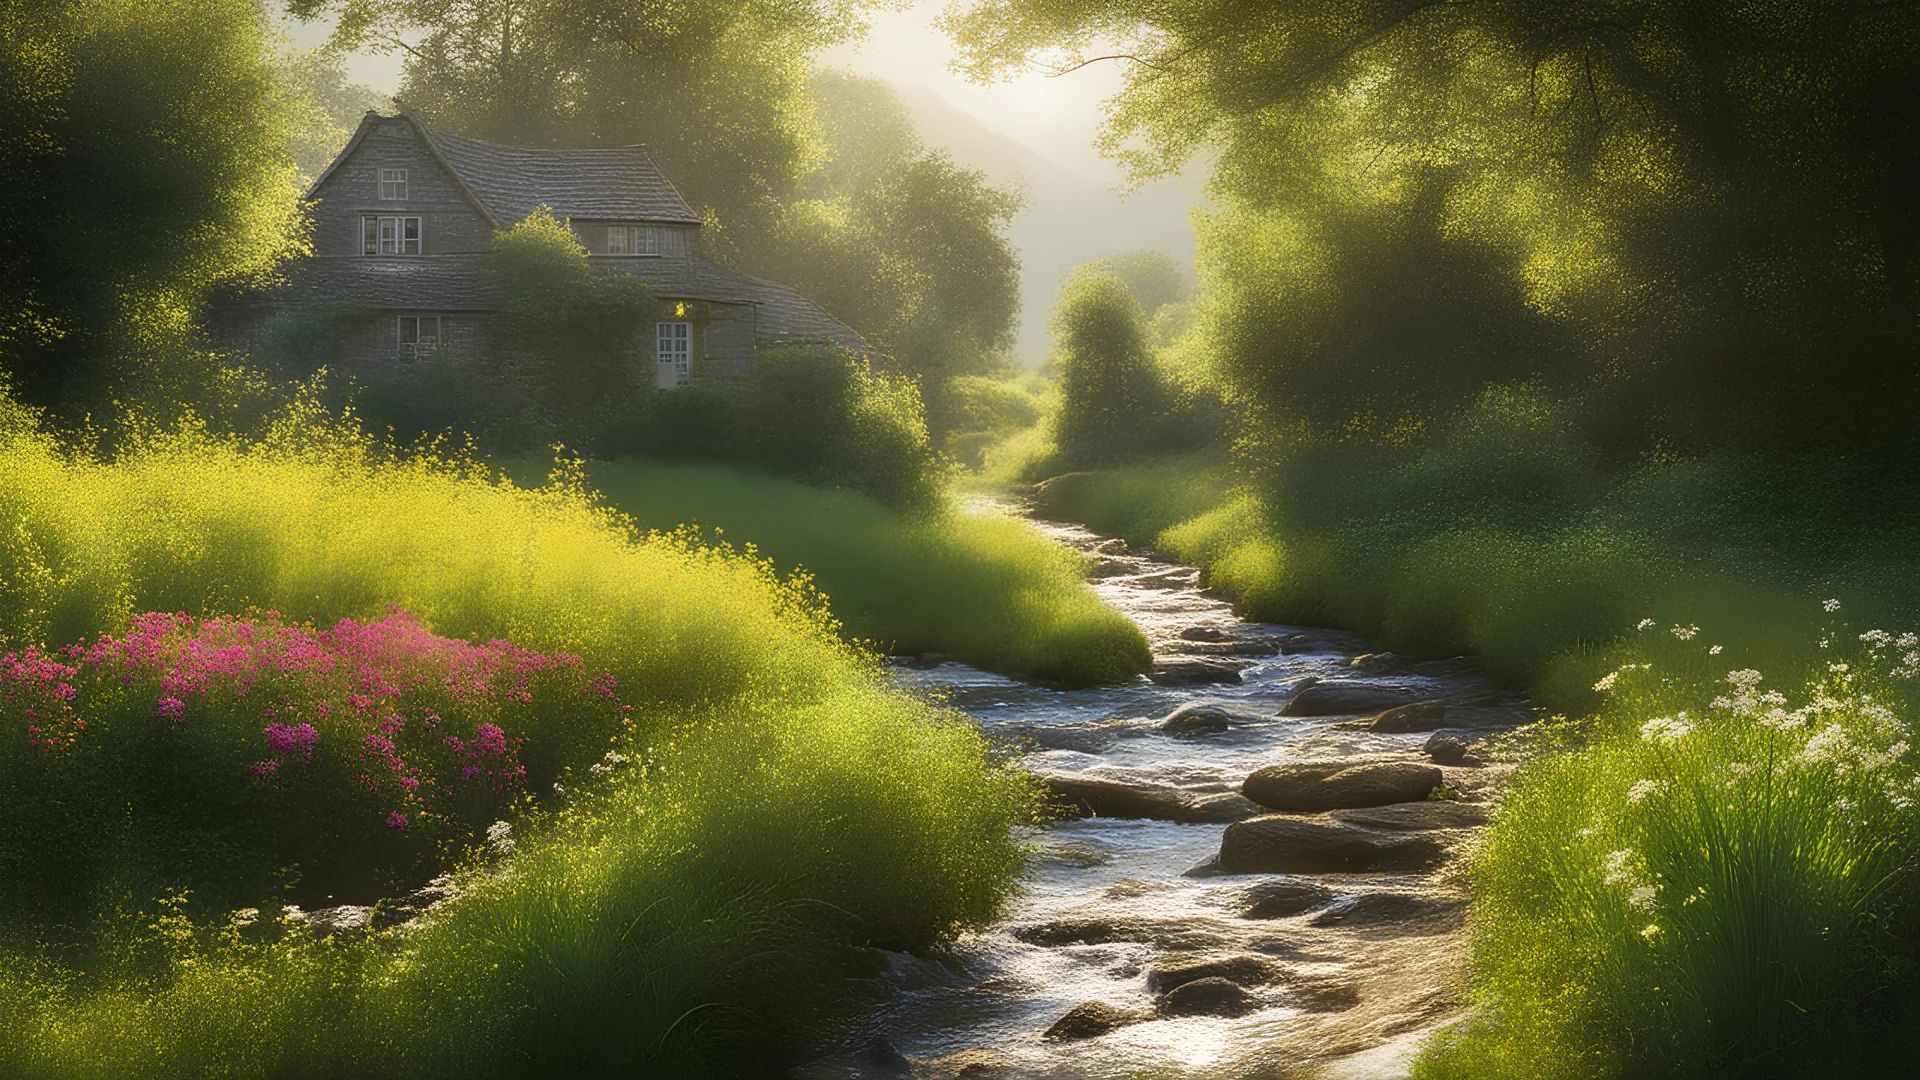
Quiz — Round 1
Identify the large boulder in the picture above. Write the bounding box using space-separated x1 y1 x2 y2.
1035 771 1264 824
1147 954 1284 994
1149 659 1244 686
1158 976 1261 1018
1043 1001 1145 1041
1365 699 1449 733
1159 702 1232 735
1241 761 1444 812
1238 880 1336 919
1219 816 1448 874
1282 682 1423 716
1329 800 1487 831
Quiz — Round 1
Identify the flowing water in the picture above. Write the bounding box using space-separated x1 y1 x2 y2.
799 511 1534 1080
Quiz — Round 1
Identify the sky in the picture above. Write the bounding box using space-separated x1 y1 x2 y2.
283 0 1204 364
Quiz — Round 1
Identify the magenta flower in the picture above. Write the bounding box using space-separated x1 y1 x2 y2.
155 696 186 722
264 722 318 761
386 811 409 830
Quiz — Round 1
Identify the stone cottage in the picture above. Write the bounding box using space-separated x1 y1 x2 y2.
217 105 870 389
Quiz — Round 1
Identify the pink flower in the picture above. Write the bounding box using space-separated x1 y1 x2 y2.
398 776 420 791
386 811 409 830
155 696 186 722
264 722 317 761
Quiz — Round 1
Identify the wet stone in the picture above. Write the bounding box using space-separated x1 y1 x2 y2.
1179 626 1233 642
1002 722 1120 754
1287 978 1362 1012
1308 892 1468 933
1043 1001 1147 1042
1219 815 1449 874
1036 770 1244 823
1158 976 1261 1018
1239 880 1337 919
1242 761 1445 812
1147 953 1285 994
1424 731 1472 765
1283 682 1427 717
1159 702 1232 735
1149 659 1245 686
1363 699 1449 733
1329 800 1488 831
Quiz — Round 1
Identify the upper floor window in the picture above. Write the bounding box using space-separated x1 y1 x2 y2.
608 225 671 256
379 168 408 200
363 216 422 255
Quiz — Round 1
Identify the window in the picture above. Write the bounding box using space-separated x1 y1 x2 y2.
362 216 422 255
608 225 666 256
397 315 442 355
656 321 691 385
379 168 408 200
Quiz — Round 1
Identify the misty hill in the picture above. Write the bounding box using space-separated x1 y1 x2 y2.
892 84 1203 365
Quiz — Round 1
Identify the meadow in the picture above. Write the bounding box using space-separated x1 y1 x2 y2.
585 459 1150 686
0 395 1038 1077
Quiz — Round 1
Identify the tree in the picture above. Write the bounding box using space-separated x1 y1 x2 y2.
1049 270 1165 465
0 0 306 416
944 0 1920 455
763 71 1024 390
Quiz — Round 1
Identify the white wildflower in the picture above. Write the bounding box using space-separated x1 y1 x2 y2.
1824 599 1842 613
1641 713 1695 742
487 820 515 854
1671 624 1699 641
1727 669 1764 689
1760 691 1787 706
1861 630 1893 649
1836 796 1855 812
1593 671 1620 692
231 907 260 929
1602 849 1636 886
1898 633 1918 649
1799 725 1853 767
1711 695 1734 710
1637 618 1656 631
589 763 611 777
1628 886 1658 913
1830 662 1851 674
1709 645 1723 655
603 751 628 764
1627 779 1666 804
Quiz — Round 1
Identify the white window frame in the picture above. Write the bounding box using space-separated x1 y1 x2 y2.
396 314 443 356
656 321 691 386
609 225 664 257
362 215 422 255
379 168 408 200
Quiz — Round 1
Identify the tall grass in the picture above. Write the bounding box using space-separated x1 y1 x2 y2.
0 394 1037 1076
585 459 1150 686
1416 621 1920 1078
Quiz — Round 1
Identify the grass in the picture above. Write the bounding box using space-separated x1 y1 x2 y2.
0 393 1038 1076
584 458 1150 686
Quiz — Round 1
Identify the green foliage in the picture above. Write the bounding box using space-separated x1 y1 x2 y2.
603 345 948 510
946 0 1920 454
0 401 1035 1076
0 0 306 420
1048 270 1169 466
764 71 1025 386
1080 249 1193 315
1417 628 1920 1079
926 374 1043 468
275 48 390 182
489 208 658 402
586 459 1151 685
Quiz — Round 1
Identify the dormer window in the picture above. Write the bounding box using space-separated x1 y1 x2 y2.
362 216 422 255
607 224 686 256
379 168 408 199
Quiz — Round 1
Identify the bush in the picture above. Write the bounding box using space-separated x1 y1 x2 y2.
603 344 949 510
1418 620 1920 1079
587 459 1151 685
1048 270 1169 466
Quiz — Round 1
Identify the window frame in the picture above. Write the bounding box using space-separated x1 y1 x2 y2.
607 224 665 257
656 320 692 384
378 168 408 200
396 314 444 356
362 215 423 255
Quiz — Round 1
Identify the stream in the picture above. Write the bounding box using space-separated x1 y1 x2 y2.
798 510 1534 1080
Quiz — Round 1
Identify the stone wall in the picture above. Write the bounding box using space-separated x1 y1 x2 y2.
309 118 496 257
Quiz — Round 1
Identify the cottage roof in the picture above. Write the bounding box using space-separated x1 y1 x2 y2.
419 123 703 227
600 256 874 354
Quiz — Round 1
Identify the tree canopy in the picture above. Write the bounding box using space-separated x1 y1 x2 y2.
945 0 1920 455
0 0 306 414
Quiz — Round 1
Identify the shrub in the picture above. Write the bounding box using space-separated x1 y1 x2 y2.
1049 270 1168 466
587 459 1151 685
1418 618 1920 1079
0 609 627 937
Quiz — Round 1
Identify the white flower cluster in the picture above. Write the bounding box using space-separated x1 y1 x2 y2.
1859 630 1920 678
1640 712 1694 742
1602 849 1659 913
487 819 515 855
1636 618 1657 631
1626 778 1667 804
1670 624 1700 641
588 750 630 778
1824 599 1842 613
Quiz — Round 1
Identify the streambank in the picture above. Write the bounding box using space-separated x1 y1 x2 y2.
796 508 1539 1079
